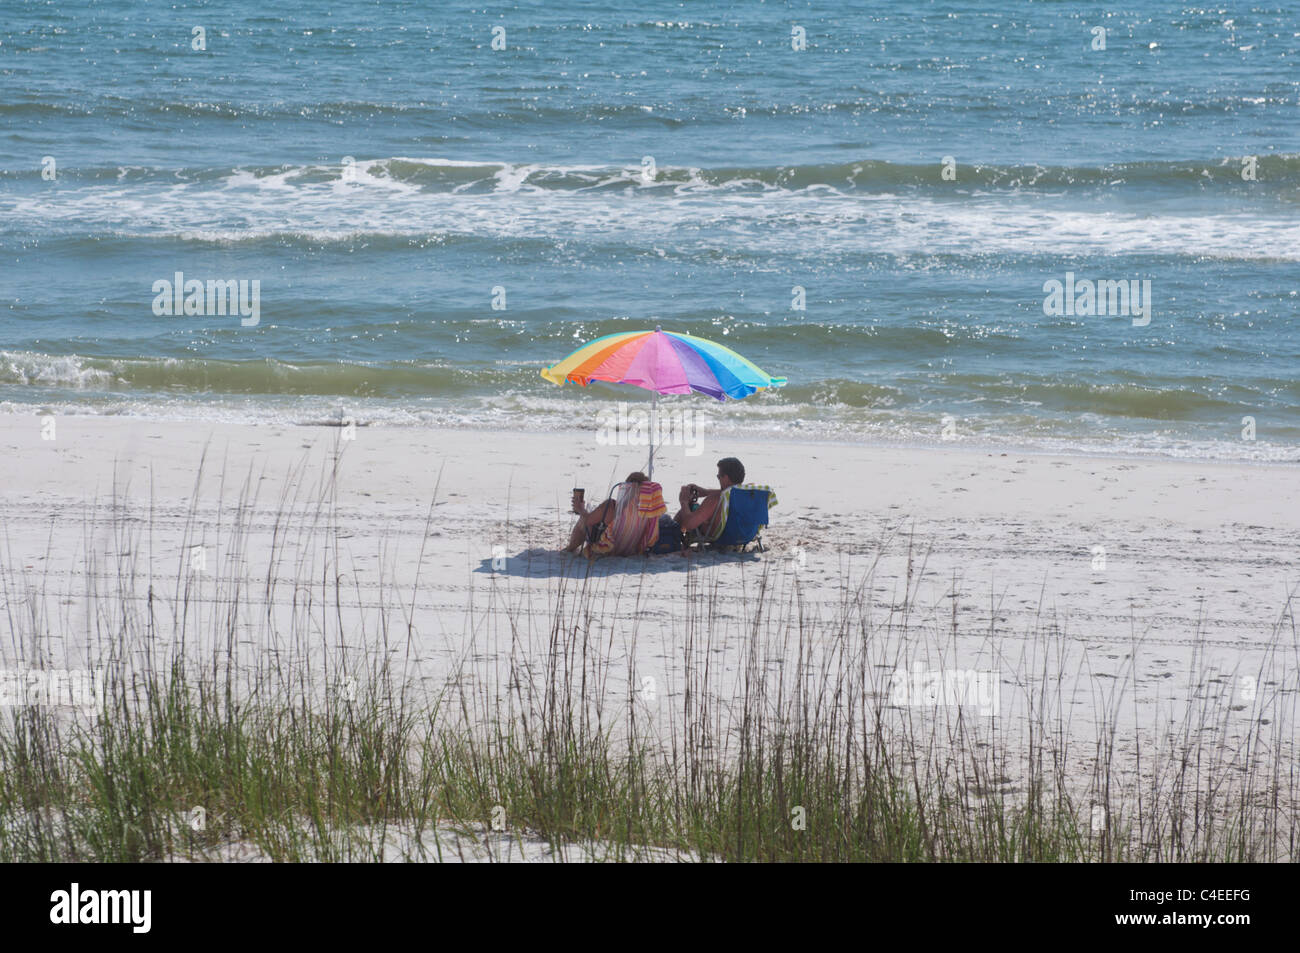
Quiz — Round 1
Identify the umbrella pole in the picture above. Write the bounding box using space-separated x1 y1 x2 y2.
650 387 660 478
649 325 660 480
648 391 658 479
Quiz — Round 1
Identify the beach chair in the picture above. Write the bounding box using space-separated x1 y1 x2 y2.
693 484 778 553
589 481 668 557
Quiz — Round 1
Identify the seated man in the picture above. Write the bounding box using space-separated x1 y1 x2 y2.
650 457 747 554
674 456 746 538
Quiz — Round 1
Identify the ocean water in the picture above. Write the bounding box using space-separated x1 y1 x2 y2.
3 1 1298 460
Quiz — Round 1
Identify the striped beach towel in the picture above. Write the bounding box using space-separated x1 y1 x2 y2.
590 481 667 557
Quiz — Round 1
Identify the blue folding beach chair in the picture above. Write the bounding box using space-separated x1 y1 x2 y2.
704 484 777 553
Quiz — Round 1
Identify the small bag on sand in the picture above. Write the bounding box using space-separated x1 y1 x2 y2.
650 514 683 554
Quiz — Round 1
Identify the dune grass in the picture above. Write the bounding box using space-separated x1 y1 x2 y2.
0 454 1294 862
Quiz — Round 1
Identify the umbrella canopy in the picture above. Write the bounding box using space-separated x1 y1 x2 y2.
541 327 785 479
540 328 786 400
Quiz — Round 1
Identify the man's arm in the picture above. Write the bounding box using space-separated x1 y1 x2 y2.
676 494 718 533
686 483 724 501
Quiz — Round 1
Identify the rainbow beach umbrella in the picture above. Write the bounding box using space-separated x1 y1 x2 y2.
541 327 786 476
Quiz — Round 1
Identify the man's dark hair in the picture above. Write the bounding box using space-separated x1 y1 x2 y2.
717 457 745 485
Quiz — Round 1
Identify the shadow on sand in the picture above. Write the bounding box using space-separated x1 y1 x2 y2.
472 547 762 579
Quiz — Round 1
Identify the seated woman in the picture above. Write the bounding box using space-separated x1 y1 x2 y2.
563 472 667 558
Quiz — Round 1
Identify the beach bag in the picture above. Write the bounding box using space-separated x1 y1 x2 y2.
650 514 684 554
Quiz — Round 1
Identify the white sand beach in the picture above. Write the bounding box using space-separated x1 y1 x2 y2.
2 413 1297 856
6 414 1296 695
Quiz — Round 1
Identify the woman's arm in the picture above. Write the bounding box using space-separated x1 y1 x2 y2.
577 499 613 527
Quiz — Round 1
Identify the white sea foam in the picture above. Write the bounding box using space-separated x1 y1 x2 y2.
7 158 1298 261
0 351 115 388
3 389 1296 464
